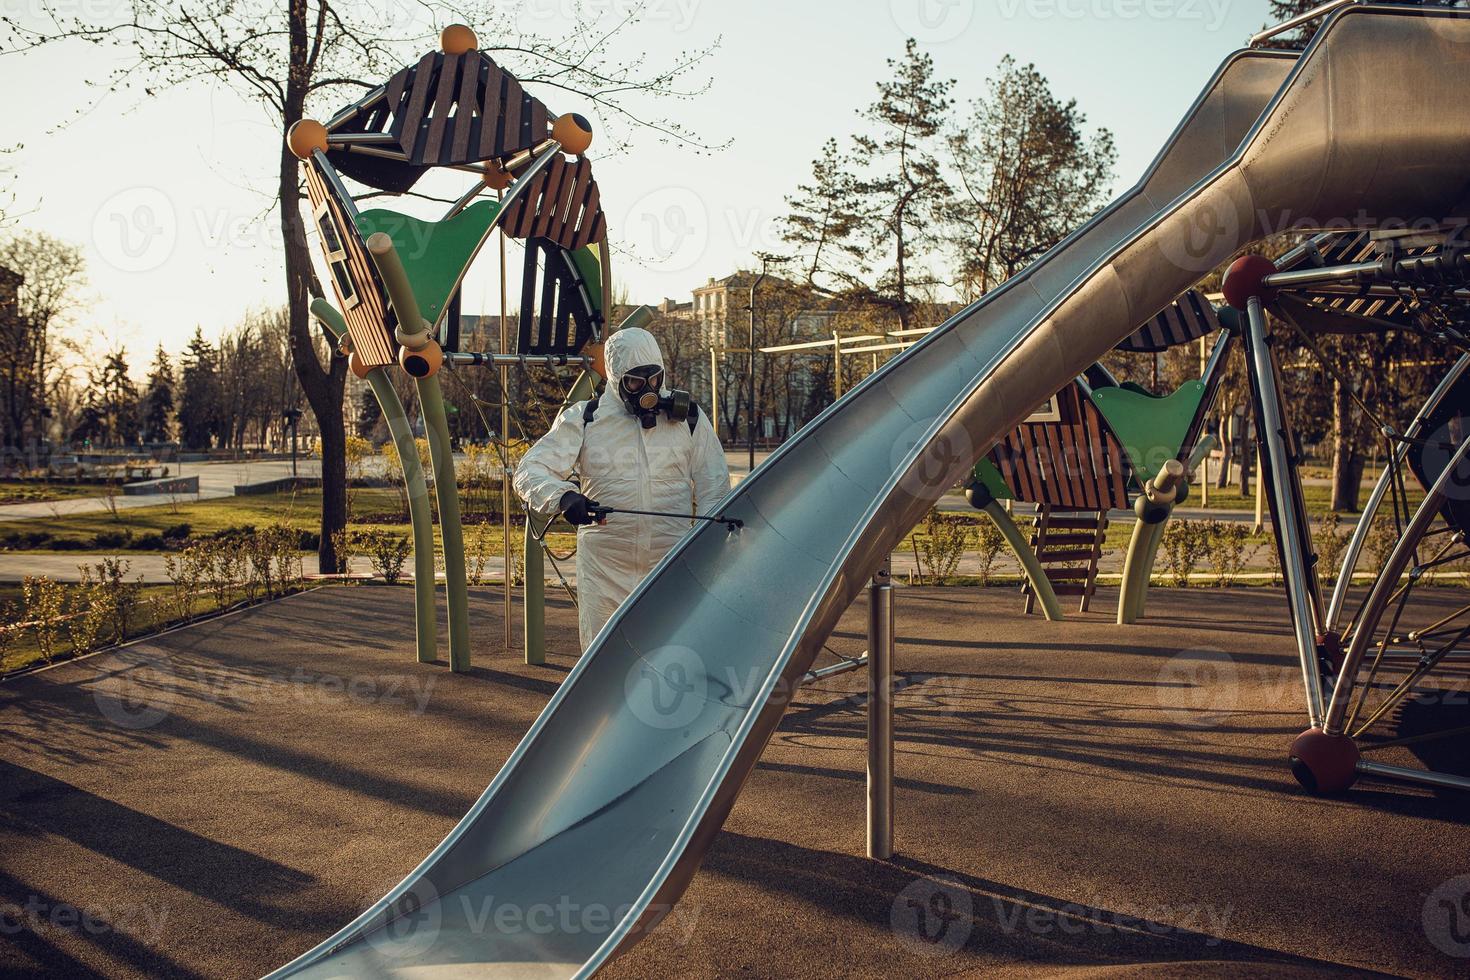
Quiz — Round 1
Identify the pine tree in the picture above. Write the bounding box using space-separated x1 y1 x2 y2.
356 386 381 439
178 328 219 451
782 139 867 292
851 38 953 327
946 57 1117 299
141 344 176 444
98 349 139 446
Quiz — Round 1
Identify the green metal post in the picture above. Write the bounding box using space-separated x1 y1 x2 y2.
1118 519 1164 624
310 299 438 663
983 499 1063 622
365 234 472 672
418 376 472 673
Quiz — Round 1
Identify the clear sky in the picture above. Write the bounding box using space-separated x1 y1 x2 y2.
2 0 1267 366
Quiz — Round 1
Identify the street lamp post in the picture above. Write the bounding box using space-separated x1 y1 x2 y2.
747 256 769 474
282 408 302 478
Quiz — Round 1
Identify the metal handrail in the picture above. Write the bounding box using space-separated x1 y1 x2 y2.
1250 0 1360 46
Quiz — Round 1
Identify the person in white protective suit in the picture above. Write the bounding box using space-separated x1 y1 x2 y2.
513 327 731 650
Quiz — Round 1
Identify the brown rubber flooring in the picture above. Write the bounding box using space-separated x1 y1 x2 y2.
2 584 1468 979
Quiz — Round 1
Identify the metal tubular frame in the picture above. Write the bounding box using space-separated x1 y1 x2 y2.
1250 0 1361 45
1323 432 1470 735
1324 354 1470 630
1243 295 1327 726
866 565 895 860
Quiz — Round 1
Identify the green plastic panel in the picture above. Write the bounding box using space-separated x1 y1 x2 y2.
971 457 1014 501
1089 381 1206 486
569 243 605 316
356 200 501 326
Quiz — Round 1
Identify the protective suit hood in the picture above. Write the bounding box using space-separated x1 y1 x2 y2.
604 327 664 388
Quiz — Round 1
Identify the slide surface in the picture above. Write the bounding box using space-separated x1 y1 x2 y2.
268 8 1470 977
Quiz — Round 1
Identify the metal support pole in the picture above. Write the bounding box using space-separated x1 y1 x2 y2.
748 260 767 474
1244 296 1325 725
311 299 438 664
710 346 720 440
867 564 894 860
499 200 512 651
833 332 844 399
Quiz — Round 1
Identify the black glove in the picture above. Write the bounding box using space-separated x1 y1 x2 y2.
559 491 602 526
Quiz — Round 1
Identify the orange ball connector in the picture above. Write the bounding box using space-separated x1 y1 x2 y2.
348 351 372 380
441 24 478 55
552 113 594 155
482 161 512 191
399 340 443 379
287 119 329 160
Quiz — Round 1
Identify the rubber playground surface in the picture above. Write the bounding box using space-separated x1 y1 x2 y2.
2 584 1467 978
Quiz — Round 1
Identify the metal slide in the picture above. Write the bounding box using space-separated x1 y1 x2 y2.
269 8 1470 977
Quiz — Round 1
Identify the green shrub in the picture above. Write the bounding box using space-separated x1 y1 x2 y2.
67 566 112 658
1202 519 1253 587
1314 512 1348 587
356 529 412 584
92 529 133 549
94 557 141 643
974 517 1009 587
163 545 206 621
916 510 972 586
22 576 64 664
1161 519 1210 587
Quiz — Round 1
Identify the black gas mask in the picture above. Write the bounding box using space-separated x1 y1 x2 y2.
618 365 692 429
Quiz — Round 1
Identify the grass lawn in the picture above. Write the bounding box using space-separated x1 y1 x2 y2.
0 480 118 505
0 488 577 556
0 581 315 675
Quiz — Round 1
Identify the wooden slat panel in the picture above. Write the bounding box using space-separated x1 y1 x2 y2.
399 51 438 160
1034 532 1098 546
1017 426 1047 502
1048 583 1095 596
451 53 479 161
477 60 503 158
421 52 463 163
1042 567 1094 581
1044 514 1105 528
1033 549 1096 563
502 76 524 156
304 159 394 367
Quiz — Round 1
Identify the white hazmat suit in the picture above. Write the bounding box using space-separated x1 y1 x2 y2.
513 328 731 649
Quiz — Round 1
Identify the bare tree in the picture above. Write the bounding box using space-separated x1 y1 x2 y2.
5 0 719 569
946 57 1116 300
0 231 87 458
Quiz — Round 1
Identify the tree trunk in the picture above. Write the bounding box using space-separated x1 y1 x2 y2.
1215 410 1232 488
1327 375 1356 511
282 6 348 574
1238 403 1253 496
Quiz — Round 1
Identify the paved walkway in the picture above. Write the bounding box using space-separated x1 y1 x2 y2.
0 459 324 522
2 586 1465 977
